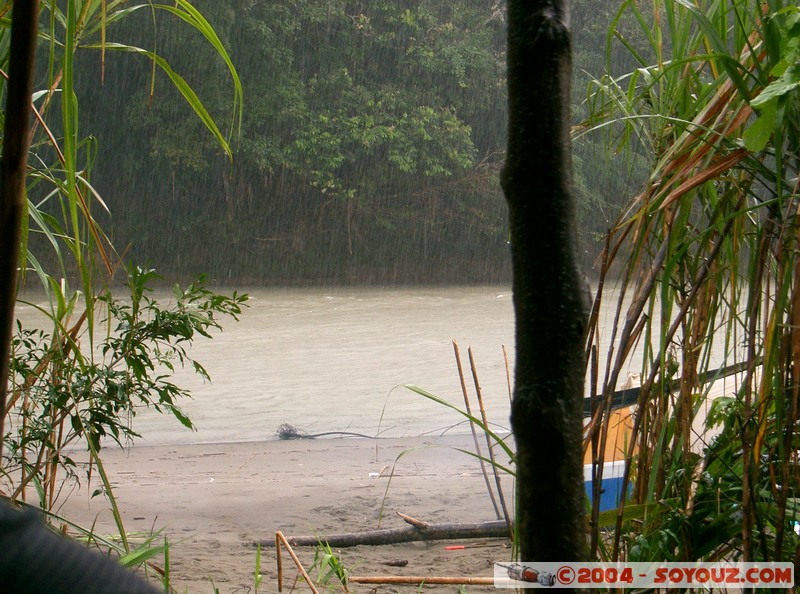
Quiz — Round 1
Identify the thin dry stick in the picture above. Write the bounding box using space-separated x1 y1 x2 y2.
468 347 513 537
276 532 283 592
452 340 501 520
588 344 599 545
592 238 670 549
20 389 30 502
350 576 494 585
610 222 738 560
502 344 512 404
276 530 320 594
583 230 611 380
396 511 430 528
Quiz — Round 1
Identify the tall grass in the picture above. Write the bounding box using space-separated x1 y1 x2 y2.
1 0 244 578
579 0 800 564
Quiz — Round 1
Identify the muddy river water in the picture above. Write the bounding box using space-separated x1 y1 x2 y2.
16 283 733 447
16 286 524 445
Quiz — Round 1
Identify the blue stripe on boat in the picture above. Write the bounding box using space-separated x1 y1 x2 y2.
583 460 627 512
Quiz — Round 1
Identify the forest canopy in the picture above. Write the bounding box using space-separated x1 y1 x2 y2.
47 0 637 285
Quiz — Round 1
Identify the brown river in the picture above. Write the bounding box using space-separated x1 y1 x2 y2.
15 283 738 448
15 287 523 446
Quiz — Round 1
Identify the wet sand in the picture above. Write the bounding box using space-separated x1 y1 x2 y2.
58 433 514 593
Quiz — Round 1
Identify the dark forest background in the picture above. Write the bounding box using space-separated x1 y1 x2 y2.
37 0 650 285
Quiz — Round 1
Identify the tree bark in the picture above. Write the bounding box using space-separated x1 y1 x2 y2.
501 0 588 565
0 0 40 459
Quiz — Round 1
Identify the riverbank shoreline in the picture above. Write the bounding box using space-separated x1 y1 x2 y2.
58 434 514 593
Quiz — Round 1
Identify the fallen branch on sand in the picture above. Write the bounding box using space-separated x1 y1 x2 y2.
275 529 497 594
258 512 510 548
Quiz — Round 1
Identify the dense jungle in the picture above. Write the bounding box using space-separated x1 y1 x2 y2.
38 0 647 285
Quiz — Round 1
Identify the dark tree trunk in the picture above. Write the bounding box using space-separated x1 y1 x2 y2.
501 0 588 564
0 0 40 458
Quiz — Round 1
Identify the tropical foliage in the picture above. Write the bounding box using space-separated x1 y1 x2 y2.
0 0 246 573
582 0 800 565
5 269 245 509
62 0 510 284
17 0 655 285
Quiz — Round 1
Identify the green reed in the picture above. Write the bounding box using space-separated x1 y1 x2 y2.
1 0 244 583
580 0 800 564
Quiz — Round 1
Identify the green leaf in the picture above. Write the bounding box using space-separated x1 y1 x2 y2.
403 384 514 461
118 539 168 568
169 406 195 430
154 0 244 140
594 503 655 528
88 42 233 159
743 100 777 152
751 64 800 109
673 0 751 100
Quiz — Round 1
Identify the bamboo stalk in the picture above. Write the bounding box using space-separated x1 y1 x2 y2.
588 344 599 551
276 532 283 592
591 242 663 542
502 344 512 404
468 347 513 537
580 0 799 568
276 530 320 594
452 340 501 520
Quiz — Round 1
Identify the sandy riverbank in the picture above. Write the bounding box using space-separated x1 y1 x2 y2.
58 433 514 593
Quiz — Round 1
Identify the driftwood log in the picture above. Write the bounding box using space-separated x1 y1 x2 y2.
259 513 510 548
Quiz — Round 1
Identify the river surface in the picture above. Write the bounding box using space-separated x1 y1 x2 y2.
15 286 522 446
14 284 739 448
